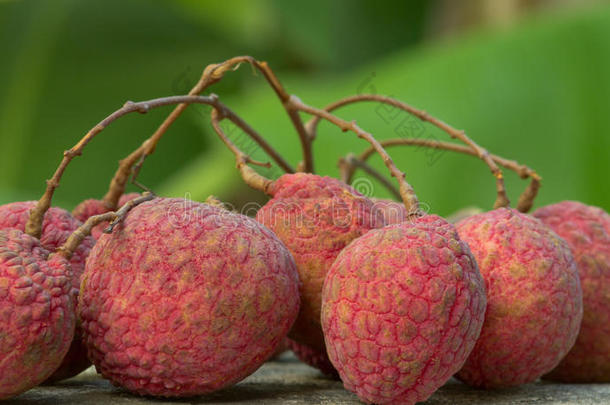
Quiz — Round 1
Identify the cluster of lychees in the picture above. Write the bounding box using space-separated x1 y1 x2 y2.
1 57 608 405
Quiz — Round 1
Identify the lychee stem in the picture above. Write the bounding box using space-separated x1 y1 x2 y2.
304 94 510 210
25 94 260 239
210 109 275 195
55 192 154 260
101 56 298 210
288 96 420 215
338 154 402 201
341 138 542 212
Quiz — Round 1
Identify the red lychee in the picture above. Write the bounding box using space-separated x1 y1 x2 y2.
455 208 583 388
256 173 384 353
533 201 610 382
0 229 75 399
287 339 339 379
371 198 407 225
0 202 95 277
79 197 300 397
321 215 486 405
0 201 95 383
72 193 140 240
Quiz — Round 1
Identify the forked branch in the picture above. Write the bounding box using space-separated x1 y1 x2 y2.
342 137 541 212
210 109 275 195
289 96 420 215
102 56 307 211
26 94 274 239
305 94 510 209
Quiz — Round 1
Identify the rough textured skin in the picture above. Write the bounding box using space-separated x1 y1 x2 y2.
72 193 140 240
456 208 583 388
0 201 96 383
533 201 610 382
0 230 75 399
79 198 300 397
0 202 95 278
322 215 486 405
256 173 384 353
72 199 107 224
288 339 339 379
371 198 407 225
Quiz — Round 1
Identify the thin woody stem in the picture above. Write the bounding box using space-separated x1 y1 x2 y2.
55 192 154 260
289 96 419 214
345 138 542 212
103 56 296 210
338 154 402 201
25 94 266 239
305 94 510 209
102 57 304 210
210 109 274 195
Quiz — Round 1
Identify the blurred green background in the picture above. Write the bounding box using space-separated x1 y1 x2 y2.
1 0 608 215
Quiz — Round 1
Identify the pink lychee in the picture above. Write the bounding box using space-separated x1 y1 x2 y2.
371 198 407 225
321 215 486 405
0 202 95 277
0 201 95 383
256 173 384 353
0 229 75 399
455 208 583 388
72 193 140 240
79 197 300 397
533 201 610 382
287 339 339 379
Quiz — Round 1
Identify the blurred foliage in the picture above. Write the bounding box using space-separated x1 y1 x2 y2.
0 0 608 215
162 4 610 214
0 0 430 208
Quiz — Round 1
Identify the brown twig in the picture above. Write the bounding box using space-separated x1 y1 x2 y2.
210 109 274 195
305 94 510 209
25 94 264 239
343 138 542 212
338 153 402 201
54 192 154 260
289 96 420 215
101 57 306 210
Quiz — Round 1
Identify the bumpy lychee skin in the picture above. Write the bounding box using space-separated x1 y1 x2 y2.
0 201 95 383
322 215 486 405
0 229 75 399
533 201 610 382
79 198 300 397
288 339 339 379
72 199 108 224
371 198 407 225
455 208 583 388
0 202 95 277
72 193 140 239
256 173 384 352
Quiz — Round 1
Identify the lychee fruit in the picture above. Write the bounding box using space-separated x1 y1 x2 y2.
321 215 486 405
0 201 96 383
0 202 95 277
256 173 384 352
0 229 75 399
533 201 610 382
287 339 339 379
455 208 583 388
72 193 140 240
371 198 407 224
79 197 300 397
